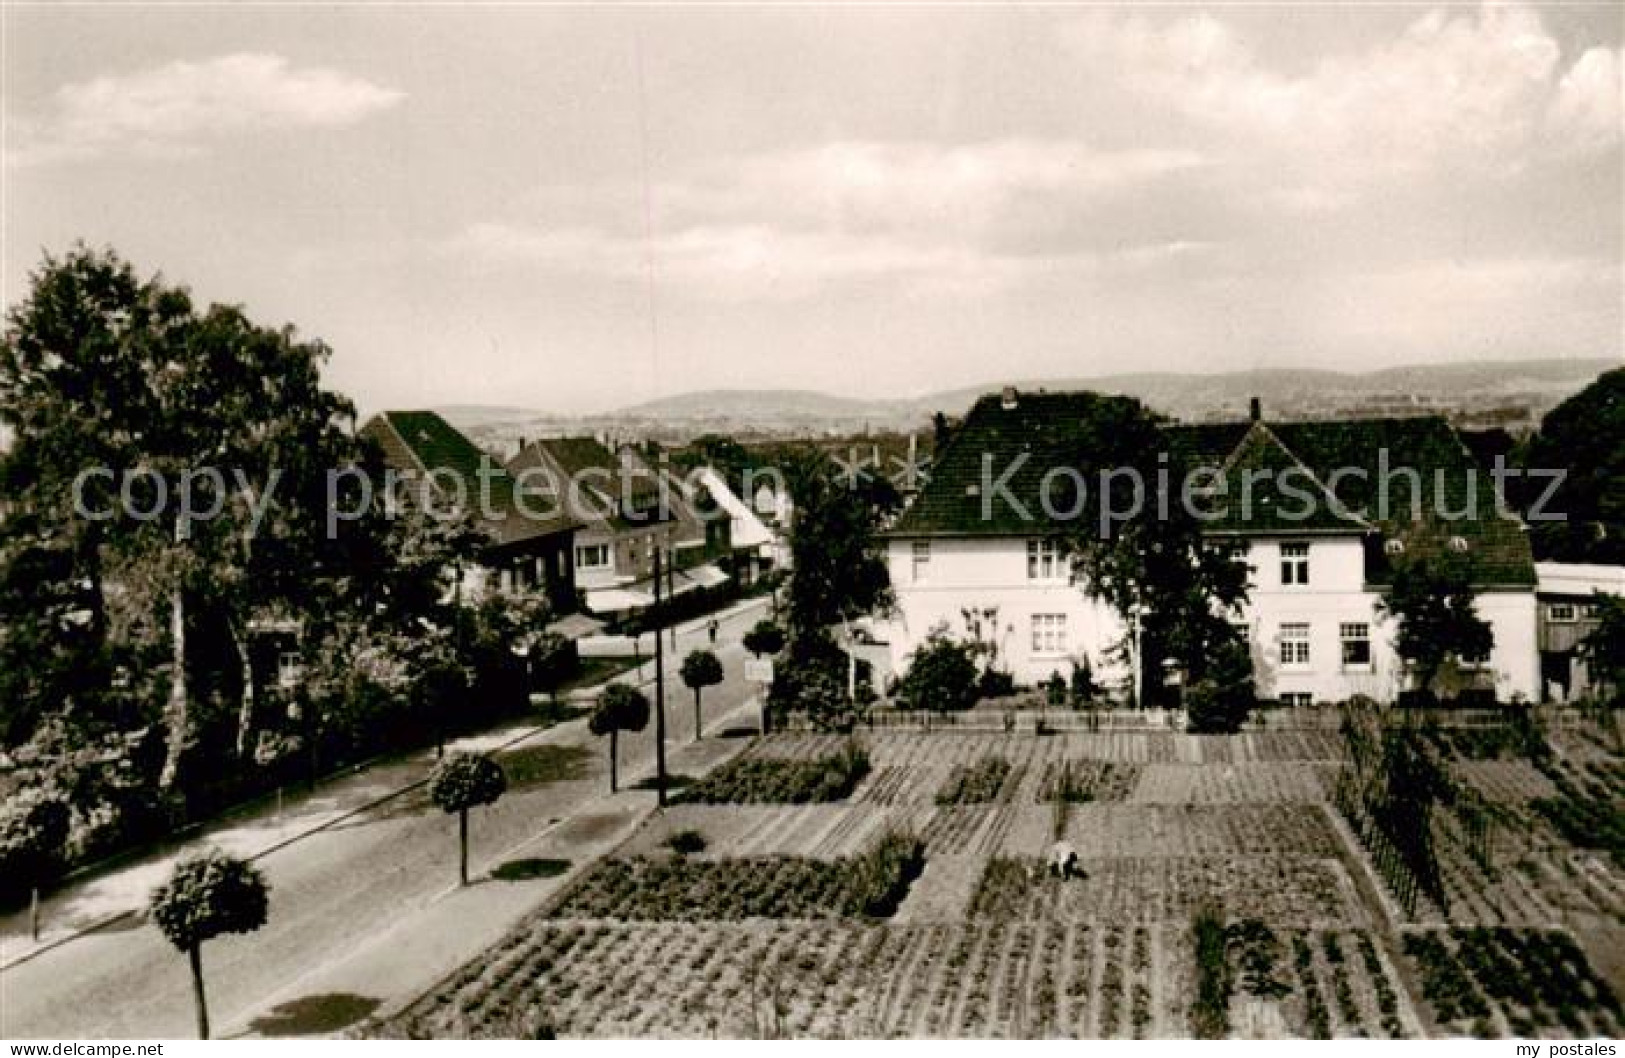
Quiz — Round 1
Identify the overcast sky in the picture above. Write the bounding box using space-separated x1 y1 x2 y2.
3 2 1620 415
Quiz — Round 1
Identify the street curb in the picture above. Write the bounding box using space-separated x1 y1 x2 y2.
0 720 563 975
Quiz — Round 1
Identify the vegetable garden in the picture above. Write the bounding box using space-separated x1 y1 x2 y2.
370 720 1622 1039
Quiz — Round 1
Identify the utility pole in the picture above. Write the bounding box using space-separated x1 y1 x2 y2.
652 546 668 807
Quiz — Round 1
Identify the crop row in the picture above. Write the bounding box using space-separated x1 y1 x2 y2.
382 919 1203 1039
1402 927 1622 1037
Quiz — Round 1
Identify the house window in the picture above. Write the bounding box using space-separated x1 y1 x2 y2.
1340 623 1371 668
576 544 610 569
911 541 931 583
1582 603 1600 620
1280 542 1310 586
1279 623 1311 667
1280 692 1314 708
1549 603 1577 623
276 651 303 689
1027 539 1063 580
1031 614 1068 656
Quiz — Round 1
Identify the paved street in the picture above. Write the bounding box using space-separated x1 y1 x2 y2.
0 597 769 1039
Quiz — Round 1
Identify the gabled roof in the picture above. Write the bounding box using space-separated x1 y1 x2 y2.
360 411 575 547
889 391 1153 538
890 390 1535 587
508 436 675 535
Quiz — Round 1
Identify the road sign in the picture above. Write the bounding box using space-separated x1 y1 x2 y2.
744 658 774 685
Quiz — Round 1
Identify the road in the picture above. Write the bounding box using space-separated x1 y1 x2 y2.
0 598 768 1039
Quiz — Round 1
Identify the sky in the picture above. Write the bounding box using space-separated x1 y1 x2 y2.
3 2 1621 416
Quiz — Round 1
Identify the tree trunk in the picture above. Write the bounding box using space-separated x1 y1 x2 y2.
693 689 702 742
609 729 619 793
458 808 469 886
232 618 255 760
29 886 39 941
189 943 210 1039
159 572 188 792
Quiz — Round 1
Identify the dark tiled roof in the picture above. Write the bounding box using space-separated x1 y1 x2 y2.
360 411 575 547
890 391 1535 587
508 437 674 534
889 391 1158 538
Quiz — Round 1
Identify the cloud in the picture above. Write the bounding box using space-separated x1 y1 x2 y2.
8 53 403 166
1064 2 1621 184
452 139 1215 300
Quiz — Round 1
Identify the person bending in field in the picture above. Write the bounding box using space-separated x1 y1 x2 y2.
1049 841 1080 880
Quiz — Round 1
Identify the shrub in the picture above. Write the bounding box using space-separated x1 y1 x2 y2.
667 829 707 856
935 756 1012 804
896 633 979 713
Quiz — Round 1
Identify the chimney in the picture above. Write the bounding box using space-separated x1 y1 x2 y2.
1001 386 1019 410
516 435 528 458
1249 397 1262 423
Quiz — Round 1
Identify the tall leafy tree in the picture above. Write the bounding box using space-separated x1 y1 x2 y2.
1 247 362 794
149 850 269 1039
1058 399 1252 706
1380 557 1494 697
1523 367 1625 564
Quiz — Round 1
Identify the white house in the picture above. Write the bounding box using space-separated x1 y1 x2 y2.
876 390 1541 705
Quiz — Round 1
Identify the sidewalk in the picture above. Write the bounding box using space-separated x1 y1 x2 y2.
223 698 762 1039
0 594 769 972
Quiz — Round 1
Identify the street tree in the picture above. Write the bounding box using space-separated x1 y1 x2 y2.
149 850 269 1039
679 649 724 742
427 751 508 886
742 619 785 659
589 683 650 793
1380 557 1494 700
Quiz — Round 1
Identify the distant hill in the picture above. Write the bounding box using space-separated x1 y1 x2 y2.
614 388 912 421
437 358 1618 443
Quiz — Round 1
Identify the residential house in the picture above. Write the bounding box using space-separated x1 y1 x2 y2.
689 466 786 583
359 411 579 613
876 389 1541 704
507 437 729 615
1535 561 1625 701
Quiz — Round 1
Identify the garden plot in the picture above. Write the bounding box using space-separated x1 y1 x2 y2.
968 854 1369 928
1401 926 1623 1038
1002 804 1343 860
1129 762 1330 804
623 804 910 860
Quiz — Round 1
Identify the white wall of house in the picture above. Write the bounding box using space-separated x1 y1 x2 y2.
881 536 1126 687
883 533 1541 703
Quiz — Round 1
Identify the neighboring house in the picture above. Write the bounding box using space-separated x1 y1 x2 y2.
877 389 1541 704
690 466 786 582
1535 561 1625 702
359 410 579 613
507 437 730 615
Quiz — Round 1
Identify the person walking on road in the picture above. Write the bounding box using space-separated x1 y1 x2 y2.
707 618 719 645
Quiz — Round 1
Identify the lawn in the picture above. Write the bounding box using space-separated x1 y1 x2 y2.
369 720 1623 1039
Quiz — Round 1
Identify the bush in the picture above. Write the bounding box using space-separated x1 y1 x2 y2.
896 633 979 713
667 829 707 856
935 756 1012 804
978 668 1016 700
